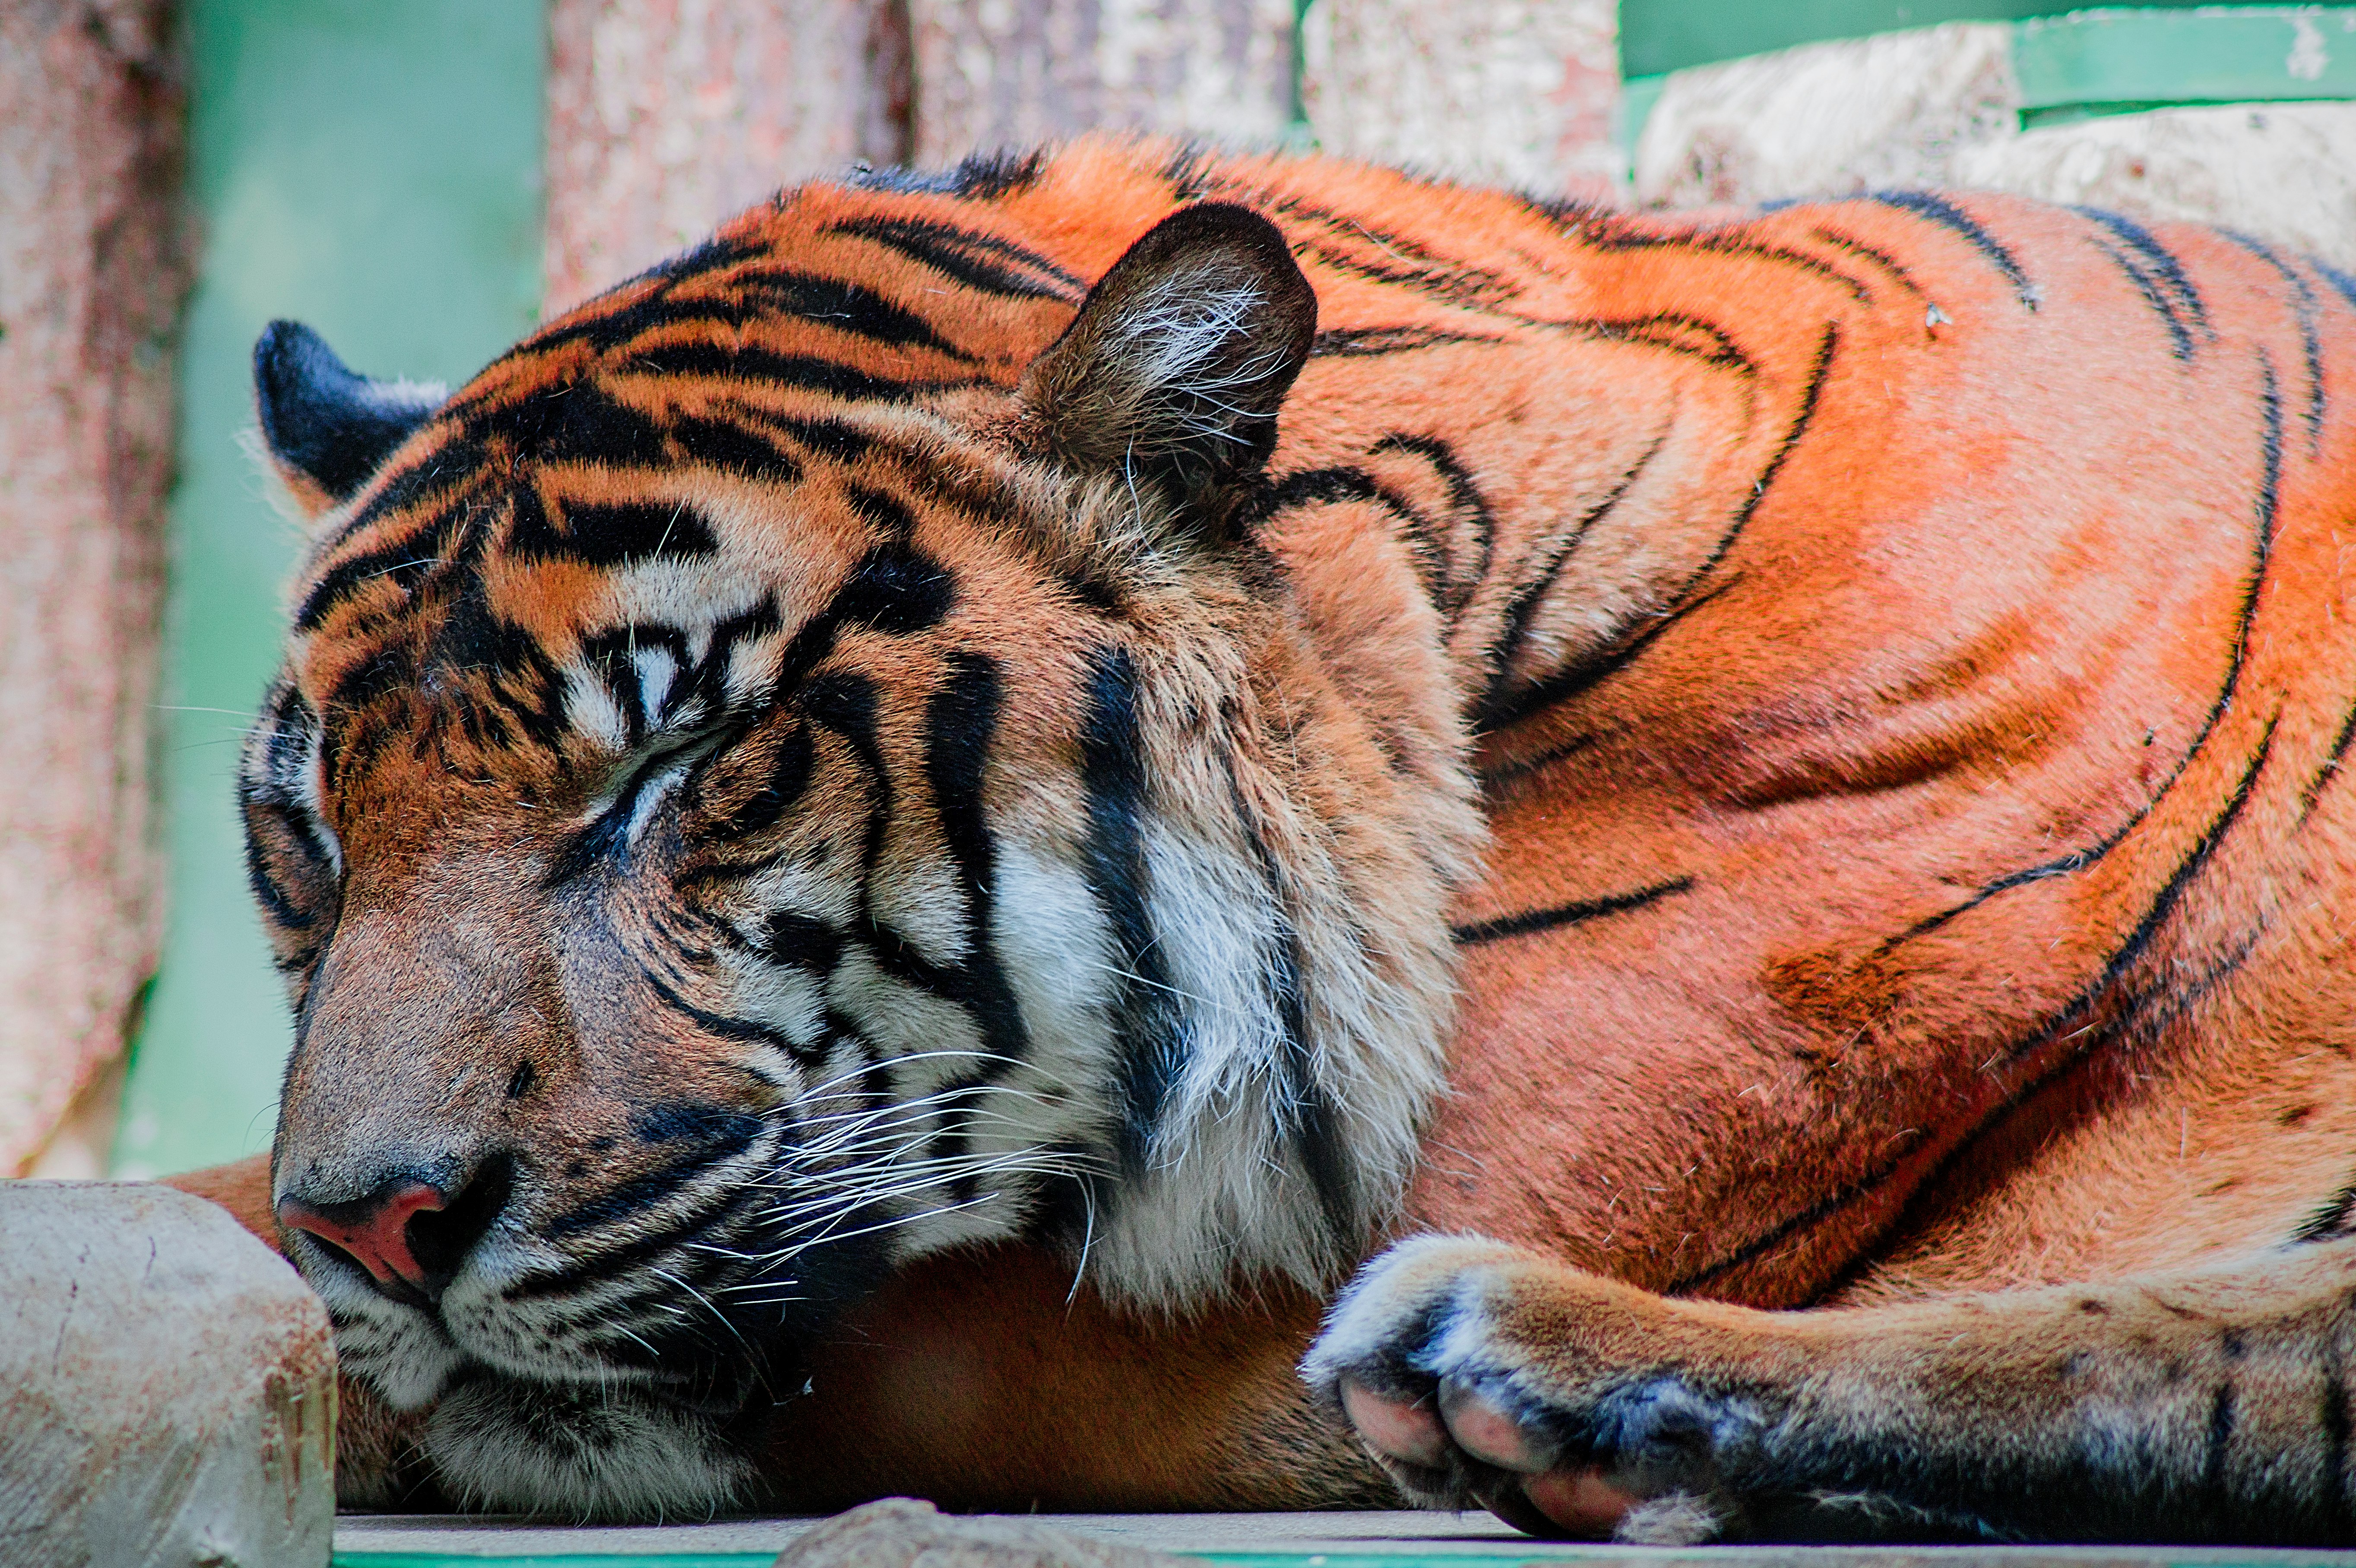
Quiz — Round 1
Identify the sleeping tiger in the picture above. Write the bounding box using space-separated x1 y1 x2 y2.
166 134 2356 1540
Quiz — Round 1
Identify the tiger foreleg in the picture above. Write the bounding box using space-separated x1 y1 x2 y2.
1302 1233 2356 1545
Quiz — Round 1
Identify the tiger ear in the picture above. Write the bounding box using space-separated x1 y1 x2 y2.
1017 202 1316 522
253 320 446 515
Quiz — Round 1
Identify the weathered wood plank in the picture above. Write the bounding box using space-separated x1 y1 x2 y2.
906 0 1296 166
0 0 184 1176
544 0 912 313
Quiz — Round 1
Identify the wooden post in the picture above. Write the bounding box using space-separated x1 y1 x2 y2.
905 0 1297 163
543 0 914 314
0 1 185 1176
1302 0 1624 203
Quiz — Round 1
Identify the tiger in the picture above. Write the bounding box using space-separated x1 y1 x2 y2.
162 132 2356 1540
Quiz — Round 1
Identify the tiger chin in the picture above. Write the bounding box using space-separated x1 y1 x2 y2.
241 188 1469 1516
215 134 2356 1536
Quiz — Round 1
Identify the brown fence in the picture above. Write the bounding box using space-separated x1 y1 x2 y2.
544 0 1622 311
0 1 183 1176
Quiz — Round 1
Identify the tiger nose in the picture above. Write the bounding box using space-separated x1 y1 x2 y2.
278 1179 450 1293
276 1153 513 1303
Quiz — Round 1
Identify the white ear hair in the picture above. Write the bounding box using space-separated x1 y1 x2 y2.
1018 203 1318 509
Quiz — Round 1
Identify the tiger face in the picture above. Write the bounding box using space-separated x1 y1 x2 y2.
246 195 1472 1514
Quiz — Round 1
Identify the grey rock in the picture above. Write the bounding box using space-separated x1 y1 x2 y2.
0 1182 334 1568
773 1499 1191 1568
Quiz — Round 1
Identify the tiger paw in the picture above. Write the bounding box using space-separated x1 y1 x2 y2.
1300 1234 1765 1543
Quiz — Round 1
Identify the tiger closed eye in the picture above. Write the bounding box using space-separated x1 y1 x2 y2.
690 721 813 840
243 807 340 976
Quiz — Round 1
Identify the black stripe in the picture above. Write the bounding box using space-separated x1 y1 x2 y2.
506 497 719 566
844 481 916 541
1691 322 1837 585
1483 322 1835 729
1369 432 1496 622
1078 644 1188 1176
242 813 318 934
465 376 671 465
1451 876 1694 945
2303 701 2356 825
2075 206 2208 361
2223 232 2327 450
2318 257 2356 316
2296 1176 2356 1244
1270 197 1524 311
641 963 824 1068
732 270 978 360
323 644 418 716
1310 325 1502 357
842 148 1045 201
319 433 490 551
1669 1127 1933 1293
804 671 890 903
830 543 955 634
1866 192 2038 310
2324 1344 2353 1537
2204 1383 2237 1501
2004 714 2279 1067
1481 577 1738 733
749 411 875 465
1545 204 1875 305
1684 721 2280 1293
539 1106 763 1242
1474 430 1670 729
756 908 839 972
916 653 1031 1102
1889 353 2283 947
1810 226 1928 301
1548 313 1761 378
1294 235 1521 313
619 341 959 400
1239 465 1386 527
507 1180 760 1300
668 413 804 483
1219 738 1353 1242
823 215 1082 300
1477 726 1609 786
294 498 469 631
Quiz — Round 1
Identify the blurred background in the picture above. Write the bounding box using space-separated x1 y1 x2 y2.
3 0 2350 1181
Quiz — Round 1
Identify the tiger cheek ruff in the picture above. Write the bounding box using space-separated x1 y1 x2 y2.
232 137 2356 1533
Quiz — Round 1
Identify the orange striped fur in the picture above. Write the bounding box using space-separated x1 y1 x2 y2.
178 137 2356 1534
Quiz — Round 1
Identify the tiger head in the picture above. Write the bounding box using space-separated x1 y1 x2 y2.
244 186 1478 1515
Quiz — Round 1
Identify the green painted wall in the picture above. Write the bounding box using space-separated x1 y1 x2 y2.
114 0 545 1178
1621 0 2285 78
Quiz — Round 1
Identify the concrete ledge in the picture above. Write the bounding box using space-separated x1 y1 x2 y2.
0 1180 335 1568
336 1509 2356 1565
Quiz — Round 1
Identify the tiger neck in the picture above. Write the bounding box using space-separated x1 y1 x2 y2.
1028 485 1485 1310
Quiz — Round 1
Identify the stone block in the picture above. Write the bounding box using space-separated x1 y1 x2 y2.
0 1182 334 1568
1951 102 2356 272
1632 22 2017 207
1631 22 2356 271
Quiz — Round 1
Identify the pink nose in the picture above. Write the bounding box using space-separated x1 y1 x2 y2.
277 1182 447 1289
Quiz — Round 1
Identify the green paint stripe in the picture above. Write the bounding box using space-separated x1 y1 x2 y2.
116 0 546 1179
2015 5 2356 108
1617 5 2356 157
